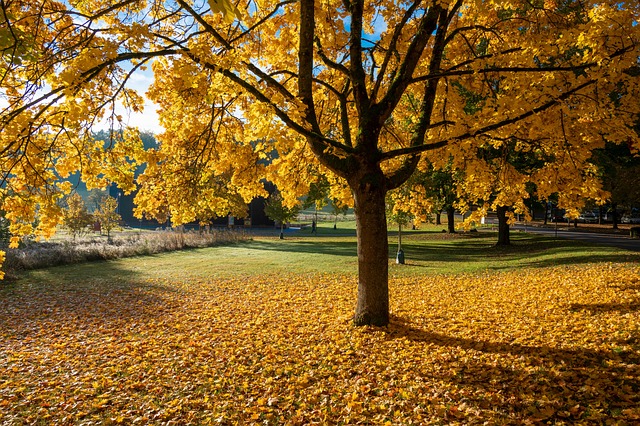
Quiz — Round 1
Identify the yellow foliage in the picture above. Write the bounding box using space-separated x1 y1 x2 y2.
1 263 638 423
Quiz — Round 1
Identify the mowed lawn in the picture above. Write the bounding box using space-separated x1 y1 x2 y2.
1 225 639 424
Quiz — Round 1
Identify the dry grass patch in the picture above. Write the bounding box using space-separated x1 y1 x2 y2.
1 263 638 424
2 229 249 278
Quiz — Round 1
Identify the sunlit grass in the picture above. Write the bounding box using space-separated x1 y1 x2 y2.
64 223 633 281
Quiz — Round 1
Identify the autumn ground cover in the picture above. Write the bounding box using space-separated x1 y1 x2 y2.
1 228 639 425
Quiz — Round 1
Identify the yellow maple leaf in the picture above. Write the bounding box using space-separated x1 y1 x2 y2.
207 0 242 23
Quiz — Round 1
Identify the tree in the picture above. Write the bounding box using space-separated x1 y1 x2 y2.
329 200 349 229
264 191 301 239
1 1 638 325
302 176 350 229
94 196 121 241
62 194 93 240
455 139 557 245
0 215 10 247
386 193 414 264
87 189 108 213
591 141 640 228
422 165 460 233
302 176 330 229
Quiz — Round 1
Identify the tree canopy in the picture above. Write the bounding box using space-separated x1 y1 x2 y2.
1 0 638 324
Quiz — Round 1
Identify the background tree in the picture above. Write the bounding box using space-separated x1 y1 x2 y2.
1 1 638 325
94 196 121 241
264 192 300 240
62 194 93 240
87 189 108 213
302 176 330 229
329 200 349 230
302 176 350 229
386 192 414 265
0 215 10 247
419 165 460 233
591 141 640 228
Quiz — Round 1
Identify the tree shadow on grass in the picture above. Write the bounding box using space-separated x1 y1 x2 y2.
379 314 639 422
399 236 639 270
240 239 358 258
0 260 178 340
384 314 626 367
241 234 638 270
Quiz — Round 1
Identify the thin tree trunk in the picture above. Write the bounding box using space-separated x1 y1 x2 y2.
446 206 455 234
544 202 549 225
436 211 441 225
612 203 619 230
496 205 511 246
353 181 389 326
598 206 603 225
396 223 405 264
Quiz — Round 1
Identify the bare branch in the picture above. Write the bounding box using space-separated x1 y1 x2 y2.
175 0 233 50
314 35 349 76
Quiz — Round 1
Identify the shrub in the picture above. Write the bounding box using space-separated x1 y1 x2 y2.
62 194 94 240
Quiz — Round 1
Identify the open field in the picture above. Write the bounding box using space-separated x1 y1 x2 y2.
1 228 639 424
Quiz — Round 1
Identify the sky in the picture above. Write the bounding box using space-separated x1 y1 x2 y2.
105 68 163 133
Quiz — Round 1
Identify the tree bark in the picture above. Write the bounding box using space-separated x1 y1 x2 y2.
446 206 456 233
496 205 511 246
352 178 389 326
598 206 603 225
436 211 441 225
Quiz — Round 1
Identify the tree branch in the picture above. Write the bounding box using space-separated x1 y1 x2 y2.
348 0 370 115
407 8 451 148
232 0 298 44
412 45 635 83
370 0 420 101
175 0 233 50
373 5 442 127
314 35 349 76
380 79 597 160
298 0 318 129
1 49 178 129
194 57 355 160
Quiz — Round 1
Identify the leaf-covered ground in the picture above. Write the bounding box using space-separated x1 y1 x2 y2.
1 262 639 424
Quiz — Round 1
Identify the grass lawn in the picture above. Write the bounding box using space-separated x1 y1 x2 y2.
1 224 639 424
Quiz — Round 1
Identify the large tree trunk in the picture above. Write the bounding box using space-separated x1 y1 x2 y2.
352 180 389 326
446 206 456 233
496 205 511 246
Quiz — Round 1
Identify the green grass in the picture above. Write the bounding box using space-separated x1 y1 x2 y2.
15 221 639 286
